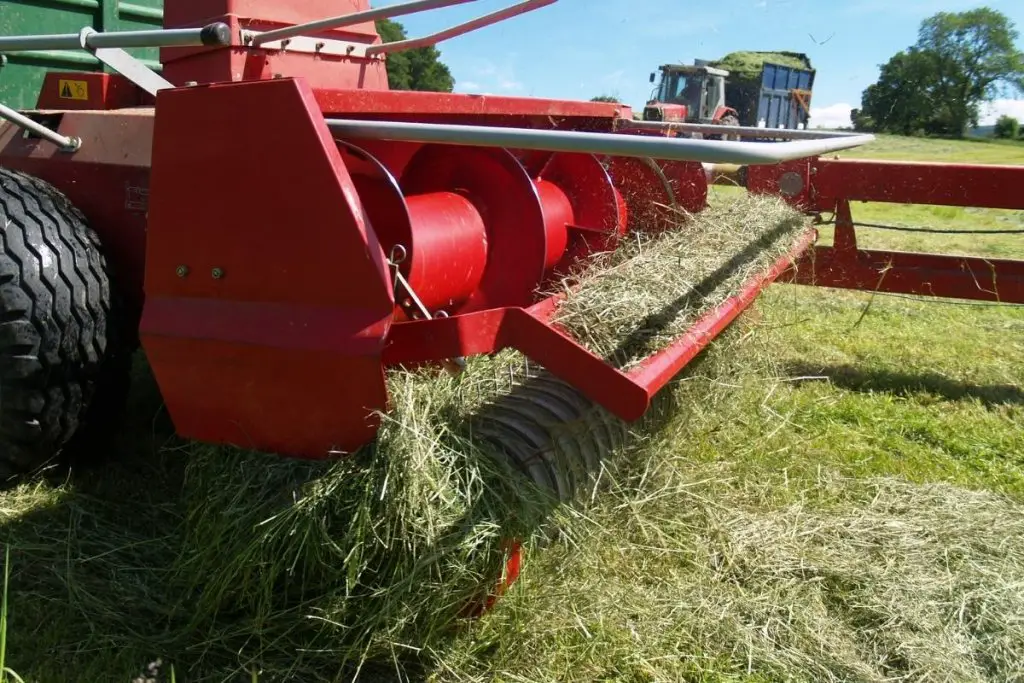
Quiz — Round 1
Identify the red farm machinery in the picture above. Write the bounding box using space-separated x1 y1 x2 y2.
0 0 1022 526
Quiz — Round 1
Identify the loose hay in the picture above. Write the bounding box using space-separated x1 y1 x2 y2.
445 467 1024 683
552 192 809 368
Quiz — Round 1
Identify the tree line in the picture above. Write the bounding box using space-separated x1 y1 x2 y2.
851 8 1024 138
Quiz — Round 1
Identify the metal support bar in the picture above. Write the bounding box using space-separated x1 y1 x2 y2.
91 42 174 96
365 0 557 56
326 118 875 166
250 0 478 47
621 119 862 141
0 23 230 53
0 102 80 152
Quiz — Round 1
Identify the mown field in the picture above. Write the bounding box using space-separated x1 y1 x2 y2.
1 133 1022 682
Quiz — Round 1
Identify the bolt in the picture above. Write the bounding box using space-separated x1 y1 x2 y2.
211 267 224 280
176 265 189 278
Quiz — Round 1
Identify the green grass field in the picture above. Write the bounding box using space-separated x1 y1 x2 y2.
1 133 1022 682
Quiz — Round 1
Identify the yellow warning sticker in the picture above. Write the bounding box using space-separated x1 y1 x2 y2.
58 79 89 101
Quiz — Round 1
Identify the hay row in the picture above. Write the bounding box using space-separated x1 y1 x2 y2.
551 192 809 369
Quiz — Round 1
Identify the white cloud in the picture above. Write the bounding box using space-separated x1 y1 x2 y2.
453 57 523 95
809 103 854 129
979 99 1024 125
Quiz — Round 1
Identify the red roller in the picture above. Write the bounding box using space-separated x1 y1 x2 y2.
533 179 572 270
404 192 488 312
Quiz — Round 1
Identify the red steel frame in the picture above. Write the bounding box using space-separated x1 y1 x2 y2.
747 159 1024 303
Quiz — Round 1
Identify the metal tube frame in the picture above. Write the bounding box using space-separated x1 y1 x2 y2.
0 102 80 152
365 0 556 56
0 23 230 53
249 0 478 47
326 118 875 166
620 119 863 141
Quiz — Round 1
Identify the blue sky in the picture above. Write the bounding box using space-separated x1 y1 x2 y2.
387 0 1024 127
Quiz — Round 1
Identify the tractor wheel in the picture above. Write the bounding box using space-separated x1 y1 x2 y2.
0 167 127 482
472 372 629 503
712 114 741 142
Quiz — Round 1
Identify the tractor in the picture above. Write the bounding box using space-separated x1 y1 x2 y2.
643 63 740 136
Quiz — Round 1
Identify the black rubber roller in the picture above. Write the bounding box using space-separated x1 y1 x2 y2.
471 372 629 503
200 22 232 47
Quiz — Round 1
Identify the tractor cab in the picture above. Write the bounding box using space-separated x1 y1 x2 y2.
644 63 730 124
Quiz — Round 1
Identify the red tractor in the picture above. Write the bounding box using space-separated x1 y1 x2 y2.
643 63 740 132
0 0 1021 493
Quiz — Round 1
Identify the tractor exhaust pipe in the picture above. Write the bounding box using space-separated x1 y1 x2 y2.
325 118 875 166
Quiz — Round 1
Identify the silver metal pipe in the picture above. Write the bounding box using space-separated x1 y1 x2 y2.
366 0 557 56
250 0 477 47
0 23 230 53
0 102 80 152
325 118 875 166
622 119 862 141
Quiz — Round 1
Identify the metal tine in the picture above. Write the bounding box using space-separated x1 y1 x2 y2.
365 0 558 56
250 0 479 47
326 118 876 166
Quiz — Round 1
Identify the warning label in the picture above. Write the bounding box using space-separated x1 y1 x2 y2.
58 79 88 101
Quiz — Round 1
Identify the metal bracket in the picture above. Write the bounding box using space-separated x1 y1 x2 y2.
80 29 175 96
0 101 81 152
239 30 381 60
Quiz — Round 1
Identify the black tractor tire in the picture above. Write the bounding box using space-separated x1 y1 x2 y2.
0 167 129 482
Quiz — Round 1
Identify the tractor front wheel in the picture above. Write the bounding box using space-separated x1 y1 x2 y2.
0 168 128 482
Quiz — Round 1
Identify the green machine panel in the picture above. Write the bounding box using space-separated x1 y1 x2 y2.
0 0 164 109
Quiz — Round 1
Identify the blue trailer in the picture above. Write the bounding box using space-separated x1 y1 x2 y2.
750 62 815 130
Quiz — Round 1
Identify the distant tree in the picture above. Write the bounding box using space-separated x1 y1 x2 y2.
590 95 620 103
917 8 1024 136
849 108 875 132
376 19 455 92
859 48 940 136
994 115 1020 139
857 8 1024 138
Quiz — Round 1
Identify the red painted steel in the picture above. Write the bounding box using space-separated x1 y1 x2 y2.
36 72 154 110
782 248 1024 303
534 179 573 270
812 159 1024 211
160 0 390 91
401 144 548 312
519 151 627 273
751 158 1024 303
404 193 489 311
140 77 394 457
315 89 628 127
